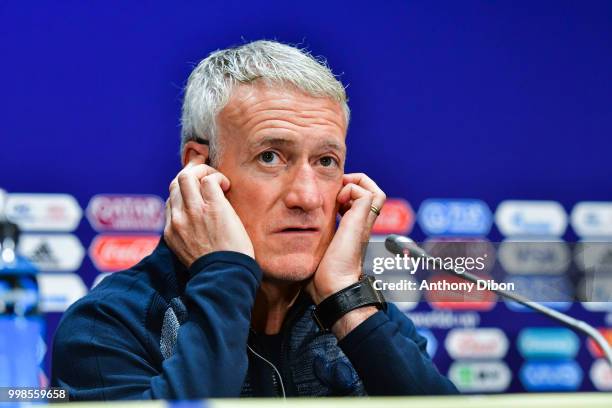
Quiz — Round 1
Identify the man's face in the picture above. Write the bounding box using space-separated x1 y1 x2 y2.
215 83 347 282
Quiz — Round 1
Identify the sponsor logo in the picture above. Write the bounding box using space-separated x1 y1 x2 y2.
445 328 508 359
590 359 612 391
406 311 480 329
425 274 496 311
503 276 572 312
371 198 414 234
498 239 569 275
416 328 438 358
37 273 87 312
579 277 612 311
6 194 82 232
520 361 582 391
586 328 612 359
571 202 612 238
517 328 579 359
448 361 511 393
495 200 567 237
574 241 612 273
18 234 85 272
86 195 165 232
89 235 159 271
417 199 492 236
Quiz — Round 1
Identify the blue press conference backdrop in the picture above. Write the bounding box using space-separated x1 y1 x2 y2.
1 0 612 394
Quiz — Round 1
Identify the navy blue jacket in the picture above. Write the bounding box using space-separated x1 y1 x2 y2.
51 239 458 400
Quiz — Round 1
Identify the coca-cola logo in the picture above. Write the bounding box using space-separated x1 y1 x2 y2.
445 328 509 359
89 235 159 271
86 195 165 231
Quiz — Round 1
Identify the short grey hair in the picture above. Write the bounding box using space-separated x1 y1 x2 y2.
180 40 350 164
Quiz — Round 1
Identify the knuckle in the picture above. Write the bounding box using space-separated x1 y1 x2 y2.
202 173 219 185
170 215 183 230
177 172 191 185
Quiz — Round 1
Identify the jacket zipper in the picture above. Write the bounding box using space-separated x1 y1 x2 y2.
271 371 280 396
246 343 286 398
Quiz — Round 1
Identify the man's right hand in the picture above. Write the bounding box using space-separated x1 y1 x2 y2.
164 157 254 268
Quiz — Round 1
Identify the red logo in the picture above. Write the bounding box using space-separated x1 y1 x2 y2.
86 195 165 231
425 274 496 311
89 235 159 271
372 198 414 234
587 328 612 358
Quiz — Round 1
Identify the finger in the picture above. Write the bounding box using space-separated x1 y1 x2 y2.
200 172 231 202
337 182 373 222
184 155 206 168
343 173 386 226
339 199 353 216
168 178 184 223
177 164 218 211
343 173 386 207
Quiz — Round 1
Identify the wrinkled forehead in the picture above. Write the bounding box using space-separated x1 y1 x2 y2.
217 82 348 152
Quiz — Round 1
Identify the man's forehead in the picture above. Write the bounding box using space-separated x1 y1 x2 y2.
221 83 345 122
217 83 348 149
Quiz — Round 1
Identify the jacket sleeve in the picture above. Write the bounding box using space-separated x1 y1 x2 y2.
51 251 261 400
337 303 459 395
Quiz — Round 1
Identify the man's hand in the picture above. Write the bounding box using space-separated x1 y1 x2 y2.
307 173 386 304
164 157 254 268
306 173 385 339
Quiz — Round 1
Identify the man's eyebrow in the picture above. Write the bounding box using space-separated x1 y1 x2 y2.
249 136 297 150
319 141 346 155
248 136 345 153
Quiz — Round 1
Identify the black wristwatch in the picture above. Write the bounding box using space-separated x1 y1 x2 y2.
312 275 386 332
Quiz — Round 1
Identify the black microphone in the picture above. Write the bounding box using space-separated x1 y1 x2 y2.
384 234 612 367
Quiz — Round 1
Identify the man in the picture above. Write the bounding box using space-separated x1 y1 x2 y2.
51 40 457 399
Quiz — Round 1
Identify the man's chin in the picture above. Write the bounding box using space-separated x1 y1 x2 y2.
256 252 320 283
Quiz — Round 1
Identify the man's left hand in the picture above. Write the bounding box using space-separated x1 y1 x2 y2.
307 173 386 305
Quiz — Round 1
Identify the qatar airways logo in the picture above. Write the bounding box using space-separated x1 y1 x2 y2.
86 195 165 232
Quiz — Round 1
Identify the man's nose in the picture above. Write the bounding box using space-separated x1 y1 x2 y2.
283 163 324 212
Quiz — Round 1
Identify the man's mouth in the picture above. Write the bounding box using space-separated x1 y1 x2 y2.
276 226 319 233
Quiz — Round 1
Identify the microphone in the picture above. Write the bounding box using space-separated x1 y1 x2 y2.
384 234 612 367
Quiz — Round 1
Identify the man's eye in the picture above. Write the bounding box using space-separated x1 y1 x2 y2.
319 156 337 167
259 151 280 164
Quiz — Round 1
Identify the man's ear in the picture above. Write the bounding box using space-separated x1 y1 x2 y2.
181 140 210 168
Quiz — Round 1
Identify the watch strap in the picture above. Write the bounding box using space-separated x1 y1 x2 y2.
312 275 386 332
